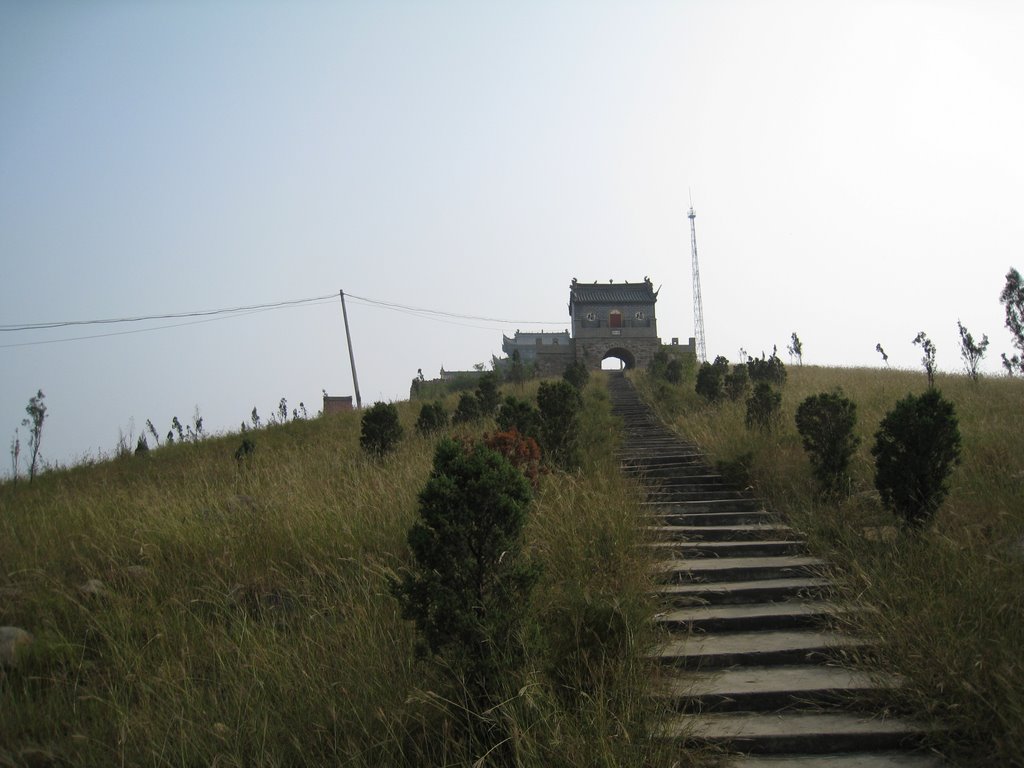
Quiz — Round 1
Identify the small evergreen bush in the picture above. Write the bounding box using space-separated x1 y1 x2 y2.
665 357 684 384
475 371 501 416
725 363 750 401
234 437 256 462
648 347 671 380
562 360 590 392
390 438 535 723
747 348 787 386
359 402 403 455
414 401 448 435
745 382 782 430
795 391 860 495
496 395 541 441
537 380 582 469
452 392 482 424
871 389 962 528
695 356 730 401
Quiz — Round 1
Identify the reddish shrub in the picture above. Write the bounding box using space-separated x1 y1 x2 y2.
483 428 543 489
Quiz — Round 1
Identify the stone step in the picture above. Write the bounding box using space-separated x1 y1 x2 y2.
656 577 833 606
646 539 804 557
645 524 795 542
623 465 722 480
653 555 825 584
645 496 765 510
654 664 881 712
656 711 926 754
622 455 710 470
647 488 753 502
648 509 775 527
729 752 944 767
651 629 867 669
655 600 843 632
644 477 731 488
618 438 687 446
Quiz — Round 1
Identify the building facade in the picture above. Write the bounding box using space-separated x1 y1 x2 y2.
498 278 694 376
568 277 664 370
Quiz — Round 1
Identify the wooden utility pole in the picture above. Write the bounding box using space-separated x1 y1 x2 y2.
339 290 362 409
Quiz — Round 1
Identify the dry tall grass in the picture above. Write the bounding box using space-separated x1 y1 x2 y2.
1 377 685 766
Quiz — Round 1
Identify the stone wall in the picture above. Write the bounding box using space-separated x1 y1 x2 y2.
323 395 353 415
576 337 664 370
533 344 577 377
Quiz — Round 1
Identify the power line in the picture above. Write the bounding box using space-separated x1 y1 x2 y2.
0 293 338 332
0 301 337 349
0 289 566 350
343 292 564 325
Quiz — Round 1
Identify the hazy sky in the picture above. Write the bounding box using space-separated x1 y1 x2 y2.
2 1 1023 470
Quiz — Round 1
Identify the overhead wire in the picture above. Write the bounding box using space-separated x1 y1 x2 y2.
1 289 565 349
0 299 339 349
0 292 338 332
343 292 564 326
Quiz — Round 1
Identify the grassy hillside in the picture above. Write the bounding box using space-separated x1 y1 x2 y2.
636 364 1024 766
0 376 685 767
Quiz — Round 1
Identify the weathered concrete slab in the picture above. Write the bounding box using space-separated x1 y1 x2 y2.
645 524 795 542
654 664 880 710
648 509 777 527
656 600 845 632
652 629 867 668
653 555 825 583
656 577 833 606
729 752 943 767
659 711 924 753
646 539 805 557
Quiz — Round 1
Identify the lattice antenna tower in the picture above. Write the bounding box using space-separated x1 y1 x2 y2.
688 197 707 362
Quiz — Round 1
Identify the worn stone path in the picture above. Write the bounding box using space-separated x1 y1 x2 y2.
606 373 942 768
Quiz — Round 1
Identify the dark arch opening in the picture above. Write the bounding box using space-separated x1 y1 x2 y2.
600 347 637 370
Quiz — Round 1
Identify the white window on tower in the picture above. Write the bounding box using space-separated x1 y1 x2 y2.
635 311 645 320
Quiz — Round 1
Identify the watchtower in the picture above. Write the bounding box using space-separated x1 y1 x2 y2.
569 278 663 369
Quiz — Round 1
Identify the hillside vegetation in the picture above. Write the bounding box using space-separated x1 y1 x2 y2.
637 364 1024 766
0 376 685 767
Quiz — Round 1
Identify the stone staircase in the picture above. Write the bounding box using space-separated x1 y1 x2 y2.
606 373 942 767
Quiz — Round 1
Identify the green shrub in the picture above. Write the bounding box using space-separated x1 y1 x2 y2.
871 389 962 528
563 360 590 392
452 392 482 424
496 396 541 441
648 347 671 380
795 391 860 495
695 355 730 401
745 382 782 430
390 438 535 723
475 371 501 416
359 402 403 455
725 363 749 401
665 357 684 384
233 437 256 462
537 380 582 469
747 348 787 386
414 401 448 435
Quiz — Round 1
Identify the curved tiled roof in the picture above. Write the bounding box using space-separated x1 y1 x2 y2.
570 281 658 304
